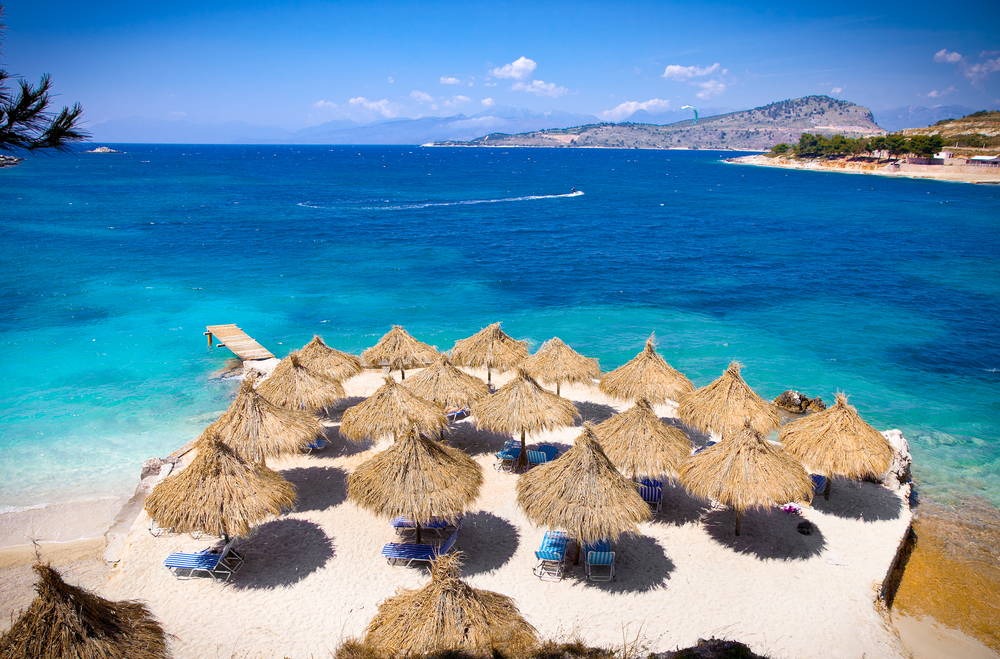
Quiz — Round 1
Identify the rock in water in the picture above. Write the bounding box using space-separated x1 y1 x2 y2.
880 429 912 491
774 390 825 413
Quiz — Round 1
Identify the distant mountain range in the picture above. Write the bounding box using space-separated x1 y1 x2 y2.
872 105 978 132
432 96 885 151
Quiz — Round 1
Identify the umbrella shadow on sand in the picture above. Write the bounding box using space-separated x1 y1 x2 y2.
323 396 368 422
281 465 348 512
567 534 674 593
703 508 826 560
444 421 518 455
453 511 520 576
811 478 903 522
654 480 711 526
660 416 713 448
316 425 374 458
232 518 334 590
574 401 618 425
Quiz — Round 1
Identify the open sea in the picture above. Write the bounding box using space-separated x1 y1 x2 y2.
1 145 998 518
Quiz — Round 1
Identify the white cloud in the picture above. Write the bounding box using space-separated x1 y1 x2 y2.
440 76 461 85
695 79 726 100
481 98 495 107
312 100 338 110
444 95 471 107
387 76 394 83
662 63 720 80
831 87 843 94
934 49 963 64
484 82 497 87
410 90 434 104
490 56 537 80
511 79 569 97
924 86 957 98
602 99 671 120
965 57 1000 83
348 97 399 118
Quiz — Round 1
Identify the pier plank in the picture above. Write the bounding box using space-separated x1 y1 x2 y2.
205 324 274 361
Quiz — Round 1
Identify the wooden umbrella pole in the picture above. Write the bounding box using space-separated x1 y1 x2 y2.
415 521 422 545
556 381 561 397
823 479 831 500
735 510 742 536
518 428 527 472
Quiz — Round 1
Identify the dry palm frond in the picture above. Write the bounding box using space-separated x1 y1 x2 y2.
361 326 439 379
594 398 691 481
520 337 600 396
207 374 322 464
451 322 529 383
404 353 491 410
681 422 812 534
341 377 448 443
598 334 694 404
145 433 296 539
364 553 537 659
0 564 167 659
516 424 651 545
677 362 779 440
779 392 893 482
348 430 483 527
298 335 363 381
256 351 346 412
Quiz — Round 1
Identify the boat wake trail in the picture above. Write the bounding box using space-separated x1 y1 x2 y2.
297 190 583 211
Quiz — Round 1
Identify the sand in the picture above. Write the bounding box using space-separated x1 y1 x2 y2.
0 370 915 658
728 154 1000 184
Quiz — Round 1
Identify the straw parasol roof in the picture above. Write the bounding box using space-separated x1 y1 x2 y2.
598 334 694 404
472 369 578 471
680 422 813 535
206 374 323 464
340 376 448 443
256 351 345 412
779 392 893 499
677 361 780 440
404 353 491 411
520 337 600 396
348 429 483 542
451 322 529 384
361 326 439 379
145 433 296 539
0 564 167 659
363 553 537 659
516 423 651 546
297 335 363 382
594 398 692 481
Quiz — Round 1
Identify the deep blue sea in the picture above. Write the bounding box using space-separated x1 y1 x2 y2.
1 145 998 513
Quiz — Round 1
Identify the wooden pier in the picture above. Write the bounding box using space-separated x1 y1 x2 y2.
205 324 274 361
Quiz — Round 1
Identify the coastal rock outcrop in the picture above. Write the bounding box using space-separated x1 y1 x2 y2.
774 390 826 413
85 146 122 153
0 154 23 168
880 429 912 491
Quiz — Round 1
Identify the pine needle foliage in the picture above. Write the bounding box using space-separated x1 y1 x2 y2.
520 337 600 396
362 326 440 378
363 553 538 658
0 564 167 659
778 393 893 480
677 362 780 440
405 353 491 410
145 433 296 539
594 398 692 481
516 424 651 545
298 335 363 381
341 376 448 443
598 335 694 404
348 430 483 525
256 351 346 412
451 323 529 382
206 374 322 464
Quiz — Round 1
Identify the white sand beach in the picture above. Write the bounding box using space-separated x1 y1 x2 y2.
728 154 1000 184
1 370 914 658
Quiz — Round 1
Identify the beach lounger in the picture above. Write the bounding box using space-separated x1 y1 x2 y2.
533 531 569 580
391 515 462 538
639 477 663 488
446 408 470 421
382 526 460 566
637 483 663 512
494 440 521 472
306 437 327 450
586 550 616 582
163 539 244 582
811 474 828 494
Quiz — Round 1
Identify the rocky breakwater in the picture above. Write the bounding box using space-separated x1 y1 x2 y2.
774 390 826 413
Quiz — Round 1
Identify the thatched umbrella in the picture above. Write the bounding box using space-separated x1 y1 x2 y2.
472 369 578 472
0 564 167 659
520 337 600 396
256 351 345 412
348 429 483 543
363 553 537 658
451 322 528 384
598 335 694 405
779 393 893 500
680 422 813 535
341 376 448 444
404 354 491 440
298 335 363 381
594 398 691 481
361 326 439 380
206 374 323 464
145 433 296 540
517 424 650 561
677 361 780 441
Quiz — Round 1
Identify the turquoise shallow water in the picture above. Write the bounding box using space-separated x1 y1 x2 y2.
1 145 998 510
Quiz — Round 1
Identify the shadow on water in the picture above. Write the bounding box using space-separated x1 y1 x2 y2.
811 478 903 522
454 512 520 576
703 508 826 560
567 534 674 593
232 518 334 590
655 480 711 526
574 401 618 425
281 465 348 512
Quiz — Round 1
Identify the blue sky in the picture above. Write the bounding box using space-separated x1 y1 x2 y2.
3 0 999 129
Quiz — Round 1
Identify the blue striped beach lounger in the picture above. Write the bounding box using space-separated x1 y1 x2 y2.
382 526 460 566
163 540 243 581
586 550 616 582
534 531 569 580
